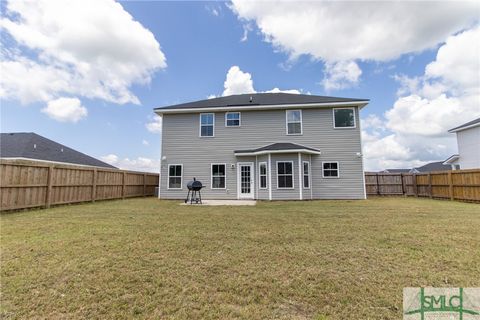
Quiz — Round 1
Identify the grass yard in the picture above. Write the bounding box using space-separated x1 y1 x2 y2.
1 198 479 319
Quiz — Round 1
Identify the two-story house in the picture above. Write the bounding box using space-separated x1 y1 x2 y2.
155 93 369 200
443 117 480 170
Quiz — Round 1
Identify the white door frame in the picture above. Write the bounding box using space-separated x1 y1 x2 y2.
237 162 255 199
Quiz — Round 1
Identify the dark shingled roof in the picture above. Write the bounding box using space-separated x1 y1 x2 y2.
235 142 320 154
415 161 450 172
381 169 411 173
155 92 368 111
448 117 480 132
0 132 116 169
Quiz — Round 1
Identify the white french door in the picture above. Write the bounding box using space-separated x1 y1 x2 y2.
237 163 254 199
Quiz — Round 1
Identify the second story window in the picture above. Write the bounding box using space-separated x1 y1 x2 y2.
200 113 214 137
286 110 302 135
225 112 241 127
333 108 356 128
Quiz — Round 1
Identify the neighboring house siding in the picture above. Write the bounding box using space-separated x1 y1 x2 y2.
456 126 480 169
160 107 364 200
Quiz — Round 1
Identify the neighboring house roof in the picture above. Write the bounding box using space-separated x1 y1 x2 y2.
380 169 411 173
448 117 480 133
415 161 451 172
443 154 460 165
155 92 369 114
0 132 116 169
234 142 321 156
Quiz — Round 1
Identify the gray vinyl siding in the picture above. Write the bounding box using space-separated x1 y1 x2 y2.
160 107 365 200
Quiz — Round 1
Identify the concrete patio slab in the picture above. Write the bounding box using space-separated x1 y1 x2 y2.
181 200 256 206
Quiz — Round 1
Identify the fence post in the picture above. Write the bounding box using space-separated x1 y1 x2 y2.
448 171 454 201
92 168 97 202
400 173 405 195
376 173 380 195
122 171 126 199
143 173 147 196
428 173 433 199
45 166 54 208
413 174 418 197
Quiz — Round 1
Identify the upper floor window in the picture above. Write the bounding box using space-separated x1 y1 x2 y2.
322 162 339 178
333 108 356 128
168 164 182 189
225 112 241 127
200 113 214 137
259 162 267 189
277 161 294 188
286 110 302 135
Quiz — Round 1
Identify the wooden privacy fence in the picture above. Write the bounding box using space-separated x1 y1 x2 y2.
0 159 159 211
365 169 480 202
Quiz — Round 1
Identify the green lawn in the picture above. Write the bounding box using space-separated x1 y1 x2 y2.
1 198 479 319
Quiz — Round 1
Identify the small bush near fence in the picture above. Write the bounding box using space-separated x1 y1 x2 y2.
365 169 480 202
0 159 159 211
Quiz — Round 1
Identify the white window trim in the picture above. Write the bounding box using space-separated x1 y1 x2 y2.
225 112 241 127
199 113 215 137
333 107 356 129
303 161 311 189
167 164 183 190
258 162 268 189
285 110 303 135
322 161 340 179
276 161 294 189
211 163 226 189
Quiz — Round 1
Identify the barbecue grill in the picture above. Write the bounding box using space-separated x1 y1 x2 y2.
185 178 204 204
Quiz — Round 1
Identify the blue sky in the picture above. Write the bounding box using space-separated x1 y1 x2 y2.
1 1 479 171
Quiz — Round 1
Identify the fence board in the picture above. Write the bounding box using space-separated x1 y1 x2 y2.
365 169 480 202
0 159 159 211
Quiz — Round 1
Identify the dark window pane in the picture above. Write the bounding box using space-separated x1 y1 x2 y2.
334 109 355 127
278 176 286 188
212 177 225 188
260 164 266 175
285 162 292 174
285 176 293 188
288 122 301 134
201 125 213 136
304 175 309 188
278 163 285 174
260 176 267 188
227 119 240 126
303 163 309 174
169 166 175 176
169 177 181 188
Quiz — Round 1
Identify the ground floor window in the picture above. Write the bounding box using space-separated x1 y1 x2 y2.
303 161 310 188
322 162 339 178
211 164 226 189
259 162 267 189
168 164 182 189
277 161 293 188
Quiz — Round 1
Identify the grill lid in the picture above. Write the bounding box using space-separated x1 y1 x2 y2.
187 178 203 190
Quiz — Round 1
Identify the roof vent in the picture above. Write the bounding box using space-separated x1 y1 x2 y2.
33 144 36 149
249 96 253 103
61 148 64 152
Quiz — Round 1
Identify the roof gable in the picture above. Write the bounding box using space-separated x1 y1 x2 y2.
448 117 480 133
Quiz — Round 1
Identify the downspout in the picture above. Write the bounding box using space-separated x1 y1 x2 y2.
268 153 272 200
298 152 302 200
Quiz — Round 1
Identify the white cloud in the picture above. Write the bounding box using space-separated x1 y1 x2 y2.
41 97 87 123
101 154 159 173
230 1 478 62
221 65 301 96
0 0 166 106
142 140 149 146
321 61 362 91
146 115 162 134
230 1 478 91
362 26 480 171
223 66 255 96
